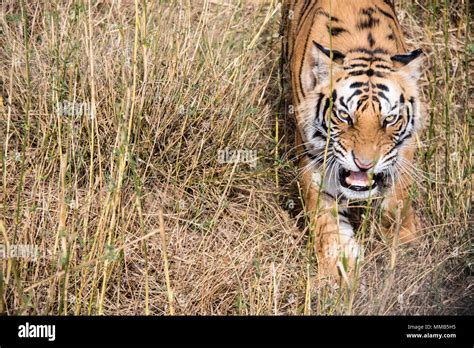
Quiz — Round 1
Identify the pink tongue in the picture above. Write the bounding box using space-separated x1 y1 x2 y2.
347 171 370 186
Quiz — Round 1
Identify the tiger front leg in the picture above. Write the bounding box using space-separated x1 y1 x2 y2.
381 171 418 244
300 164 362 280
381 193 417 244
313 208 362 281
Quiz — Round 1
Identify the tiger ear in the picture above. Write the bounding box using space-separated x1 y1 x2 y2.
391 49 424 80
312 41 345 84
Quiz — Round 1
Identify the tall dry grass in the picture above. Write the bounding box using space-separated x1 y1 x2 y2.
0 0 472 315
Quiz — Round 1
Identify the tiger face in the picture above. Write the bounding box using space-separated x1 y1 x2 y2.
300 42 424 200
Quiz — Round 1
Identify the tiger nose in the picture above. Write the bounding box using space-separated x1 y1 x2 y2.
354 156 375 170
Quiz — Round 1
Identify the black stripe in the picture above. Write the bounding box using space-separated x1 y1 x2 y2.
297 2 319 33
314 93 324 120
296 4 321 98
307 152 320 161
350 82 368 88
349 48 389 56
361 7 376 15
344 63 369 70
333 146 346 158
357 7 380 30
391 49 423 66
300 0 311 21
348 69 381 77
372 95 380 106
348 70 368 76
394 122 403 133
398 102 415 142
347 89 363 103
339 97 348 110
408 97 416 127
313 128 324 139
318 11 341 22
328 26 347 36
374 64 394 70
383 0 395 10
377 91 389 103
395 131 412 147
357 96 369 109
376 83 389 91
298 28 312 98
339 210 349 218
320 117 328 133
367 32 375 47
375 5 397 22
313 41 346 62
352 56 373 62
402 109 411 136
322 191 336 201
321 97 331 120
383 150 398 163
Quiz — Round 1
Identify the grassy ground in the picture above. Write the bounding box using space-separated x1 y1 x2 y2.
0 0 472 315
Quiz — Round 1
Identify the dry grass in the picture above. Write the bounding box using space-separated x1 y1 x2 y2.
0 0 472 315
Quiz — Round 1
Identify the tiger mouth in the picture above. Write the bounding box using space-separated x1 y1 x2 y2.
339 168 385 192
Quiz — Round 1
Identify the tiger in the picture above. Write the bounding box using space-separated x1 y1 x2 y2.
281 0 425 279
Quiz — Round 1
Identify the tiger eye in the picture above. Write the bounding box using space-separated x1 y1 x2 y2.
385 114 398 123
339 111 352 122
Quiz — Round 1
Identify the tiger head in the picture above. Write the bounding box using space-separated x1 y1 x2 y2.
300 42 424 200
